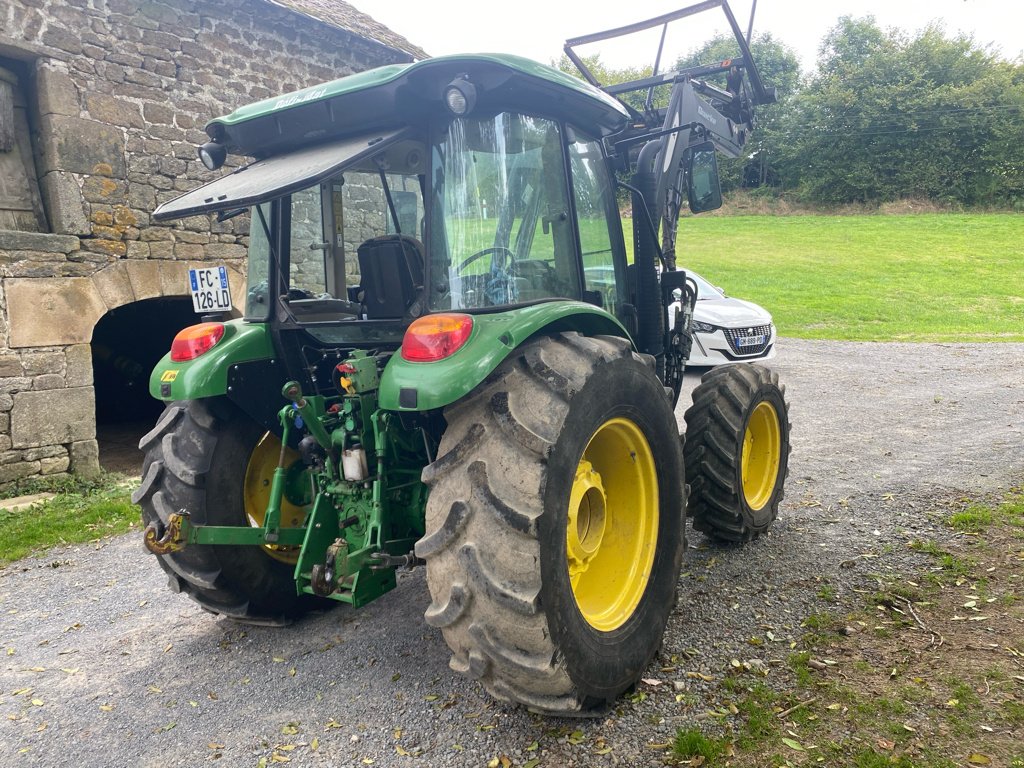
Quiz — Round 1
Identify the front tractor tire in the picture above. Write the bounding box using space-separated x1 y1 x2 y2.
417 333 686 715
683 364 791 542
132 399 320 624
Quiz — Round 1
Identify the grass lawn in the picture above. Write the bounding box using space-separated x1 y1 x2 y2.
0 475 138 566
628 213 1024 342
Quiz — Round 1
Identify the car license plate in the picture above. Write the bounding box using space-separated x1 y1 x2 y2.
189 266 231 313
736 334 765 347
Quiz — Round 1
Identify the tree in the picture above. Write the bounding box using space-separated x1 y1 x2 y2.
783 16 1024 205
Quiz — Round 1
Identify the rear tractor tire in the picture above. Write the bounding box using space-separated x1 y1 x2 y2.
683 363 791 542
132 398 322 624
417 333 686 715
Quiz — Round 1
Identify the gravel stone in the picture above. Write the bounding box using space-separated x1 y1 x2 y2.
1 338 1022 766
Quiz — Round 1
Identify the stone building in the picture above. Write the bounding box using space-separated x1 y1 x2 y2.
0 0 425 484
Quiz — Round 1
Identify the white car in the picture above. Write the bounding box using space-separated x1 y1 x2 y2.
669 269 776 367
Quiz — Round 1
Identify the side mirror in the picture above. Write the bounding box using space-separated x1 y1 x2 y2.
686 141 723 214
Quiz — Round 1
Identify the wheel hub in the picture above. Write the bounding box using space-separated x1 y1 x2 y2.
566 460 607 581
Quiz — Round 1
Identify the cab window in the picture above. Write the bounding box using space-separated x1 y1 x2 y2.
568 131 624 316
430 112 579 310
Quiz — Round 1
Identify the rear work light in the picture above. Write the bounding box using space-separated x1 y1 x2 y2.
401 314 474 362
170 322 225 362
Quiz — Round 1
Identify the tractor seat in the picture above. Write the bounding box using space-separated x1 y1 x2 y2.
356 234 425 319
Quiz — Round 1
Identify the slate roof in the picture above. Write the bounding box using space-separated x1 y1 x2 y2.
265 0 429 61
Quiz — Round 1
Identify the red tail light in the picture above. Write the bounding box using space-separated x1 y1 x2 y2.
401 314 474 362
170 323 225 362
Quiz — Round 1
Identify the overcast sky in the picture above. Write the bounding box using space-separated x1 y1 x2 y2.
361 0 1023 74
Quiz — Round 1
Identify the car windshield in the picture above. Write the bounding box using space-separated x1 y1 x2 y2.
685 270 724 300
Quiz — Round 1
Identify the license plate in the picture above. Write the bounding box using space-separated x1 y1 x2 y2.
736 335 765 347
189 266 232 313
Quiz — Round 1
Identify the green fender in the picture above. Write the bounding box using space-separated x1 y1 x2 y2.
378 302 632 412
148 320 274 402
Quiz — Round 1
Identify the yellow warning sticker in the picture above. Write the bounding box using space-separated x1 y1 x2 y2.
160 370 178 383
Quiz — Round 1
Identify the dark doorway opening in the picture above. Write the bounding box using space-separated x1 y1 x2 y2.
93 297 197 474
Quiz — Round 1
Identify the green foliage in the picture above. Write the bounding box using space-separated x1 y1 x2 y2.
565 16 1024 207
672 728 729 761
948 505 995 532
780 17 1024 206
0 470 126 500
0 478 138 565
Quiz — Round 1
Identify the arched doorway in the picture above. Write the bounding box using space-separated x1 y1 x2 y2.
92 296 197 474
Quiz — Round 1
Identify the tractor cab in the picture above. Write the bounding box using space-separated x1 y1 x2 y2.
155 57 636 360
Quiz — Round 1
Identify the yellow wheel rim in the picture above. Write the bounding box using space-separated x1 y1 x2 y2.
243 432 309 564
567 417 658 632
741 401 782 511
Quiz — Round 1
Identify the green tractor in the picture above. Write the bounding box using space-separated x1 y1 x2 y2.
134 0 790 715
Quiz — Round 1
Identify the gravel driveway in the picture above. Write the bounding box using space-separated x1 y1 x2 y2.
2 338 1022 767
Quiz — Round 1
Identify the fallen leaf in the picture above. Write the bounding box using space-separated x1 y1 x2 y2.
396 745 410 757
641 678 662 686
781 738 804 751
967 754 992 765
877 739 895 750
311 738 319 751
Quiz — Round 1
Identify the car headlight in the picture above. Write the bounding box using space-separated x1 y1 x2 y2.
692 321 716 333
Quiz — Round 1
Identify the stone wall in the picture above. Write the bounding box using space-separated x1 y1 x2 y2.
0 0 415 484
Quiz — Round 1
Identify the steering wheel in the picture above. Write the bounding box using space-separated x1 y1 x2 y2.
456 246 514 274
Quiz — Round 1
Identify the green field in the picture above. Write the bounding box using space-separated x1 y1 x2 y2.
634 213 1024 341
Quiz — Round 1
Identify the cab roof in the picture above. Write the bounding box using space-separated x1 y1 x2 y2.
206 53 631 157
